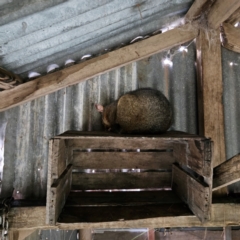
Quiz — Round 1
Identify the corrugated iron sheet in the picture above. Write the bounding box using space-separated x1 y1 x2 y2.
0 0 194 79
222 47 240 192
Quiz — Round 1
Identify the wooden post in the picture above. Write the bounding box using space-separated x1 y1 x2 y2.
79 229 92 240
196 29 227 196
224 226 232 240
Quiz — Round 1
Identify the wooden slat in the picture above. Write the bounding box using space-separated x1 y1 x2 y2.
173 139 212 177
59 203 192 223
7 203 240 229
172 164 211 222
207 0 240 29
66 191 182 206
225 7 240 25
58 130 204 139
72 172 171 190
68 138 174 150
185 0 212 22
213 154 240 191
196 29 226 196
221 23 240 53
0 24 197 112
72 151 174 170
47 164 73 225
51 139 67 179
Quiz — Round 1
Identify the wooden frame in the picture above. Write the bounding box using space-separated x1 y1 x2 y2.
46 131 212 225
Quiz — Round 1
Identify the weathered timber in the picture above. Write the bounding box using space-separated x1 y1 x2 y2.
79 229 92 240
65 191 182 206
224 226 232 240
172 164 211 222
47 164 73 225
72 172 172 190
57 130 204 139
185 0 213 22
72 151 174 170
51 139 67 179
221 23 240 54
196 29 226 194
207 0 240 29
226 7 240 25
213 154 240 191
8 203 240 230
0 24 197 112
173 139 212 178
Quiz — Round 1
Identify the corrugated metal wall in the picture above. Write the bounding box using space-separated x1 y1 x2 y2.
222 47 240 193
0 0 193 79
0 44 198 199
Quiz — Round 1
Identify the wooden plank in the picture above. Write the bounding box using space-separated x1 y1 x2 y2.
0 24 197 112
226 7 240 25
196 30 227 180
221 23 240 54
207 0 240 29
68 138 174 151
7 203 240 229
213 154 240 191
51 139 67 179
57 130 204 139
224 226 232 240
173 139 212 177
172 164 211 222
185 0 212 22
72 172 171 190
59 203 192 223
66 191 182 206
47 164 73 225
72 151 174 170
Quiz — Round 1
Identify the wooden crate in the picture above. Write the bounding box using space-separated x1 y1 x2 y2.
46 131 212 225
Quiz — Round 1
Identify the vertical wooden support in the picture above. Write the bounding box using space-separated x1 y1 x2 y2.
79 229 92 240
224 226 232 240
196 29 227 195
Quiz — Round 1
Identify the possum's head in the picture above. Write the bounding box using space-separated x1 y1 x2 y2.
95 101 118 131
95 104 112 130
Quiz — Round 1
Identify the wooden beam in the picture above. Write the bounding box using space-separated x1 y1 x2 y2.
221 23 240 53
0 24 198 112
207 0 240 29
7 203 240 230
225 7 240 25
213 154 240 191
184 0 213 22
196 29 227 196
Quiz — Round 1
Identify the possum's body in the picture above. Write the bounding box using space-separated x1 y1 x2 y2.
97 88 172 133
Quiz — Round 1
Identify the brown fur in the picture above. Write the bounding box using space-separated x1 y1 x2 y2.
97 88 172 133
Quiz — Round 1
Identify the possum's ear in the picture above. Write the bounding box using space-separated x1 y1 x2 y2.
95 104 104 112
